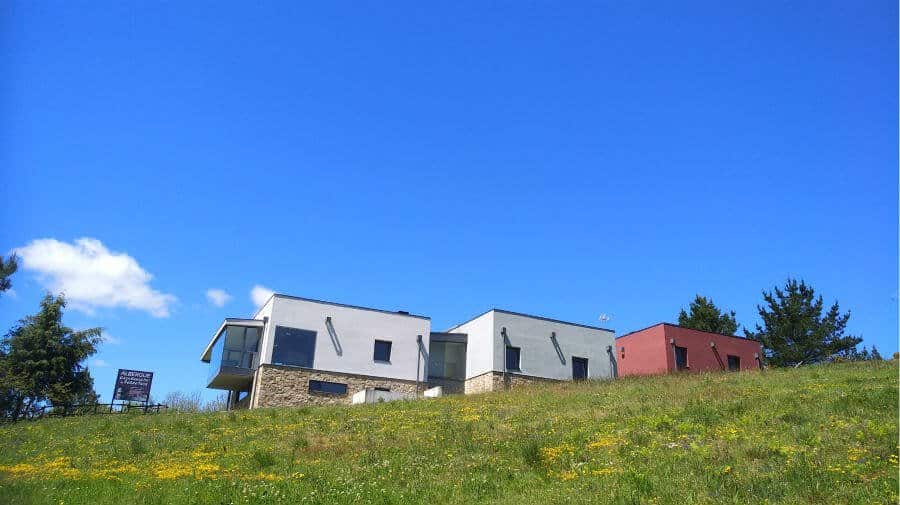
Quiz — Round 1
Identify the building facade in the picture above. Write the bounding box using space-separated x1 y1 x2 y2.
615 323 763 376
200 294 616 408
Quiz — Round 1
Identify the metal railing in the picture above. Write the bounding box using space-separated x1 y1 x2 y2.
3 402 169 423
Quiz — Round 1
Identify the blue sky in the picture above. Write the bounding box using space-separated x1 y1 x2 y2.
1 1 896 402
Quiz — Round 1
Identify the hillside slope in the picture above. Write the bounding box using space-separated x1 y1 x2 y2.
0 361 897 504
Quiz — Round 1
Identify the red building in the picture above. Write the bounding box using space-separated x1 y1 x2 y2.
615 323 762 376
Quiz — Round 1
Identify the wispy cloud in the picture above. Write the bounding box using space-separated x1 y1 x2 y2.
206 288 232 307
251 284 274 307
89 358 110 368
14 238 176 317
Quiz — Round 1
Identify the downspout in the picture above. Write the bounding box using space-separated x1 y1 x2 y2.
669 338 677 371
500 327 508 389
711 341 725 371
416 334 422 397
606 345 618 379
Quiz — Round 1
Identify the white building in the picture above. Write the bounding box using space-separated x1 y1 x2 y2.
200 294 616 408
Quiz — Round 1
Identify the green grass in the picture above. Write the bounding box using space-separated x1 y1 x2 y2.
0 361 897 504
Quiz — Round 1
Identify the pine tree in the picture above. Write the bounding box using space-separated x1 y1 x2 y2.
0 254 17 296
745 279 861 366
0 294 101 419
677 295 739 335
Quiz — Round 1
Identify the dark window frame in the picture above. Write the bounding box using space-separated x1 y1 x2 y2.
272 326 317 368
572 356 589 380
427 340 467 381
674 346 688 371
308 380 348 396
505 345 521 372
727 355 741 371
373 339 393 363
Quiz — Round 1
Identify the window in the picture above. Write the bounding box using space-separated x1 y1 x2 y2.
428 341 466 380
505 346 521 372
308 380 347 395
373 340 392 362
218 325 260 369
727 355 740 371
272 326 316 368
374 387 390 392
572 357 588 380
674 346 688 371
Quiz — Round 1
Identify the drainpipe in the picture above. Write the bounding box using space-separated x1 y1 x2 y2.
606 345 618 379
711 341 725 371
416 334 422 397
669 338 677 371
500 327 508 389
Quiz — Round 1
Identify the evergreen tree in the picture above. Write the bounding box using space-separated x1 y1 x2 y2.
0 254 17 296
745 279 861 366
0 294 101 419
870 346 883 361
677 295 739 335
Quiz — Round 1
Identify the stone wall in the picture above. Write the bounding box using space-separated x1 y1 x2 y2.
250 365 420 408
464 371 559 394
426 377 465 395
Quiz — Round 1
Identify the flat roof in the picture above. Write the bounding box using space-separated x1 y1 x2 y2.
200 318 266 362
616 322 759 343
447 308 614 333
254 293 430 321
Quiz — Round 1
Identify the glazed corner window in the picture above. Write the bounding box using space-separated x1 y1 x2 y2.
272 326 316 368
308 380 347 395
727 355 740 371
373 340 392 362
428 341 466 380
505 345 521 372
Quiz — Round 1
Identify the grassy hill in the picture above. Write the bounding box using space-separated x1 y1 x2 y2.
1 361 897 504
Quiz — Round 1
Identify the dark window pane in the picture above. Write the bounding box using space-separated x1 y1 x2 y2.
428 341 466 380
272 326 316 368
506 346 521 372
244 328 260 351
727 355 740 371
224 326 246 349
309 380 347 395
674 346 688 370
374 340 392 362
572 357 588 380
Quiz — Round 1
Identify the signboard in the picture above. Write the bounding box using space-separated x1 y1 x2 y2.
113 369 154 403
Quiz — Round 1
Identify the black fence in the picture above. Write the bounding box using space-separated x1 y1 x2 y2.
4 402 168 423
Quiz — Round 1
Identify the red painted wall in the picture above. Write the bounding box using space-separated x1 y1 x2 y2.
617 323 762 376
616 324 668 376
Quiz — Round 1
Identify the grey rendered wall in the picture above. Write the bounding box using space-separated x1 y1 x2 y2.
259 296 431 382
492 311 615 381
446 311 495 380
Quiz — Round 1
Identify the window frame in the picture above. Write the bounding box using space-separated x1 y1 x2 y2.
572 356 589 380
308 379 348 396
373 339 393 363
505 345 521 372
427 340 467 381
727 355 741 371
271 326 317 369
674 346 689 371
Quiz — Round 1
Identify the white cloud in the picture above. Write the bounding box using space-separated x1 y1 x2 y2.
89 358 109 368
101 333 122 345
251 284 274 307
14 238 177 318
206 288 232 307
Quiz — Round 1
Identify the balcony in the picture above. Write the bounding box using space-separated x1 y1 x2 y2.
201 319 263 390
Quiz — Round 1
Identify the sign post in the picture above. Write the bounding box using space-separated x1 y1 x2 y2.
112 369 154 408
